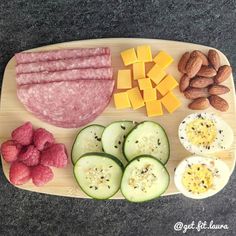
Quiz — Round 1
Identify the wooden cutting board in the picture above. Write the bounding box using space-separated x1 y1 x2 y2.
1 38 235 199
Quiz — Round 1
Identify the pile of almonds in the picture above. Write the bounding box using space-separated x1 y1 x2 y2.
178 49 232 111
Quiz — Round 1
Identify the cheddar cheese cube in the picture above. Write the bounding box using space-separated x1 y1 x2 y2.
147 64 166 85
127 87 144 110
156 74 179 96
137 45 152 62
153 51 174 69
117 70 132 89
120 48 138 66
161 91 181 113
143 88 157 102
145 100 163 117
114 92 131 109
138 78 152 90
133 62 145 80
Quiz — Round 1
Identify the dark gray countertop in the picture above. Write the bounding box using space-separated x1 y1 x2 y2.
0 0 235 235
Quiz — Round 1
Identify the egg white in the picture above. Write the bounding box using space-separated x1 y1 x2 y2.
178 113 234 155
174 155 230 199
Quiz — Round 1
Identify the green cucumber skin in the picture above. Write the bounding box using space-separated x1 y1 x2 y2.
77 152 124 170
101 120 138 164
122 123 139 162
120 155 170 203
71 124 105 165
73 152 124 200
122 121 170 165
73 169 121 200
101 120 137 143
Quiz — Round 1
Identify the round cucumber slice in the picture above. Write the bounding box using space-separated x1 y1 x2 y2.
121 155 170 202
101 121 137 166
71 124 105 165
74 152 123 200
123 121 170 164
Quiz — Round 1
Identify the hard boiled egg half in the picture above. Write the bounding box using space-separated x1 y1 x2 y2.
178 113 234 155
174 155 230 199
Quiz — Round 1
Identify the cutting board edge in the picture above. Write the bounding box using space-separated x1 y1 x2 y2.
1 38 236 200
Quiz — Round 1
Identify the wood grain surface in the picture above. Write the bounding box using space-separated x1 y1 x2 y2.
0 38 235 199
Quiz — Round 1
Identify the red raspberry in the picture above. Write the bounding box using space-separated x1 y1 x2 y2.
0 140 21 163
9 162 31 185
33 128 55 151
11 122 34 145
18 145 40 166
31 165 53 187
40 143 68 168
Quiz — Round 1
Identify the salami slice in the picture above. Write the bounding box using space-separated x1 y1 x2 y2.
16 54 111 74
15 47 110 64
17 80 114 128
16 68 113 85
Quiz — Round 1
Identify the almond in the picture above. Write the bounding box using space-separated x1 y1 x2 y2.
190 77 214 88
196 65 217 77
191 50 209 66
179 74 191 92
178 52 190 74
184 88 208 100
209 95 229 112
214 65 232 84
208 49 220 71
188 97 210 110
185 55 202 78
208 85 230 95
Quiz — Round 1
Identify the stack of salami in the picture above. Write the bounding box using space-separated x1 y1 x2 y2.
15 47 114 128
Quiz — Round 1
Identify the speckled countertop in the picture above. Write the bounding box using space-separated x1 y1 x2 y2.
0 1 236 235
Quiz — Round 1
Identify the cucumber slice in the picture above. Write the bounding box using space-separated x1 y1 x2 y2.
121 155 170 202
101 121 137 165
71 125 105 165
74 152 123 199
123 121 170 164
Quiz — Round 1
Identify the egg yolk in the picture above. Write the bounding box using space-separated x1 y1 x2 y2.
182 164 213 194
186 119 217 148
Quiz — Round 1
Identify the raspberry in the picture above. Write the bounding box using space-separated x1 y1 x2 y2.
31 165 54 187
18 145 40 166
33 128 55 151
11 122 34 146
9 162 31 185
0 140 21 163
40 143 68 168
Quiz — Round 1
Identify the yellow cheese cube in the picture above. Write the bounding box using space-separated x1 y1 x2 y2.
117 70 132 89
153 51 174 69
114 92 131 109
120 48 138 66
161 92 181 113
127 87 144 110
138 78 152 90
156 74 179 96
137 45 152 62
143 88 157 102
133 62 145 80
145 100 163 117
147 64 166 85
